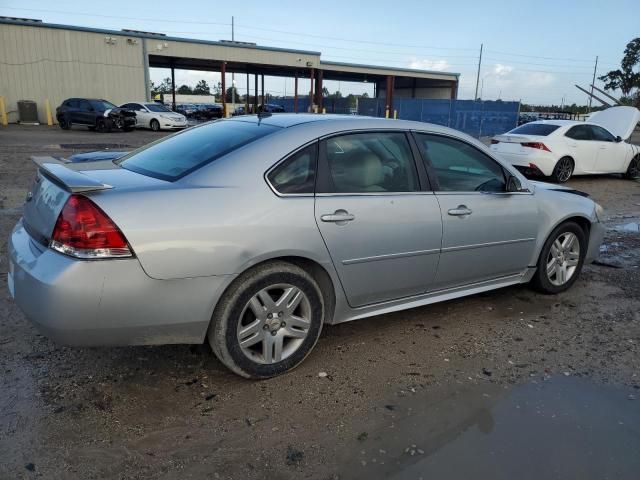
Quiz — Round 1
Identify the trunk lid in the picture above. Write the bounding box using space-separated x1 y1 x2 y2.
22 157 167 246
588 106 640 140
491 134 541 154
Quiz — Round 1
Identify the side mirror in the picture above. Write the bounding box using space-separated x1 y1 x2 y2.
506 174 523 193
615 136 623 143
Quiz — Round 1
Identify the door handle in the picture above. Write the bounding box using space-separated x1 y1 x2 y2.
448 205 473 217
321 209 355 224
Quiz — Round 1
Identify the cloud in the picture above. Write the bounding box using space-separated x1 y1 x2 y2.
493 64 513 77
408 58 451 72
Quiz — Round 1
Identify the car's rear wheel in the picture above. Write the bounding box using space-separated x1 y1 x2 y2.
624 155 640 179
150 119 160 131
531 221 586 294
208 261 324 379
550 157 574 183
58 116 71 130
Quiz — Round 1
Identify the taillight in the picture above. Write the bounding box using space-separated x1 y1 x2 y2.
490 139 500 144
521 142 551 152
50 194 132 259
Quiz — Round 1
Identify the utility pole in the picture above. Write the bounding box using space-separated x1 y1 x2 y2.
231 16 235 109
588 55 598 113
474 43 483 101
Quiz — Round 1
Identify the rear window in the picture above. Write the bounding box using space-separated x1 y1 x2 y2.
118 120 280 181
509 123 560 136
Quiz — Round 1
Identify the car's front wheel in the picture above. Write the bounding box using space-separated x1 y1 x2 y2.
531 221 586 294
95 118 111 133
150 119 160 131
208 261 324 378
550 157 574 183
624 155 640 179
58 116 71 130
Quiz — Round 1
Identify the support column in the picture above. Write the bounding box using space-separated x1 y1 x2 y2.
389 75 395 117
171 65 176 111
294 72 299 113
261 74 265 108
246 69 250 111
254 74 258 113
385 75 391 117
309 68 314 112
221 62 226 117
315 69 323 111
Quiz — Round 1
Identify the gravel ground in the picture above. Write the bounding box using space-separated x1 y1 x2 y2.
1 125 639 479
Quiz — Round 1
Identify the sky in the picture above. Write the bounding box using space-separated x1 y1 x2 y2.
1 0 637 105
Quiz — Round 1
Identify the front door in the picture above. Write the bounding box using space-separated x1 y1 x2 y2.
564 124 597 173
413 132 538 290
315 131 442 307
590 125 627 173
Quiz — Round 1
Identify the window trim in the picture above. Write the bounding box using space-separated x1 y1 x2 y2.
263 140 319 197
316 129 426 195
411 130 531 195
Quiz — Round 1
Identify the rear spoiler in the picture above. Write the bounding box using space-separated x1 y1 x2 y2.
31 156 113 193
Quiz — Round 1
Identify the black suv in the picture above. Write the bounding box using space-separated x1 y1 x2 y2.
56 98 136 132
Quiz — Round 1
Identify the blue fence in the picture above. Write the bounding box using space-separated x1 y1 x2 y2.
270 97 519 137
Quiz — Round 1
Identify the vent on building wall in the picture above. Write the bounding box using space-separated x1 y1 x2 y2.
0 16 43 23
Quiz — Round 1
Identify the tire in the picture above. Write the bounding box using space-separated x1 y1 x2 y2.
58 116 71 130
624 155 640 180
95 118 111 133
150 119 160 131
208 261 324 379
550 157 574 183
531 221 586 294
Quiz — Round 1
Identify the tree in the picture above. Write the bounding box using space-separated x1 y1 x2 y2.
322 86 329 97
155 77 173 94
361 92 370 98
599 38 640 99
193 80 211 95
177 84 193 94
225 86 240 102
327 90 343 99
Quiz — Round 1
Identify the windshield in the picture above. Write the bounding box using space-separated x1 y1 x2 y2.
118 120 280 181
509 123 561 136
145 103 172 113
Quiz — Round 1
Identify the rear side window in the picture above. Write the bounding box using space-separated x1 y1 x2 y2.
565 125 592 140
267 143 317 194
509 123 560 136
318 132 419 193
118 120 280 181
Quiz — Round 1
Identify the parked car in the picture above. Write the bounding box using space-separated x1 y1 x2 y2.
491 106 640 182
56 98 136 132
120 102 187 131
175 103 198 118
259 103 285 113
8 115 605 378
232 106 246 116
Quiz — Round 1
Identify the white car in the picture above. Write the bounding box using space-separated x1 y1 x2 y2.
491 106 640 182
119 102 188 131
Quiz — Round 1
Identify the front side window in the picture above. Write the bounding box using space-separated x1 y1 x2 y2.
267 143 317 194
90 100 116 111
565 125 592 140
146 103 172 112
590 125 615 142
78 100 92 112
319 132 419 193
118 120 280 181
415 133 505 192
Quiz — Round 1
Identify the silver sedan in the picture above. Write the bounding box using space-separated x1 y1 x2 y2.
7 115 605 378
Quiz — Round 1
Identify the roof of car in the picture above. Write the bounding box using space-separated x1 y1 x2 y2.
527 120 581 126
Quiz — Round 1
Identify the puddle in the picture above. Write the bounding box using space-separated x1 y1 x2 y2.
342 377 640 479
613 222 640 233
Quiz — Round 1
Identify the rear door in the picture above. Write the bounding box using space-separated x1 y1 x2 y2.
314 131 442 307
413 132 538 290
76 100 94 125
564 125 597 172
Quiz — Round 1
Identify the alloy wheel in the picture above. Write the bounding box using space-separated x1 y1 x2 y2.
556 158 573 182
237 283 311 364
546 232 580 286
629 157 640 178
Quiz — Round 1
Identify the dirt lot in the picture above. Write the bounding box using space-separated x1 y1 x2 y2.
1 125 639 479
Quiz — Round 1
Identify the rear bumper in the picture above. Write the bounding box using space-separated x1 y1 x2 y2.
7 220 233 346
494 151 556 176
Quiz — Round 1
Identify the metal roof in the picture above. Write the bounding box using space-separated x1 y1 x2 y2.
320 60 460 78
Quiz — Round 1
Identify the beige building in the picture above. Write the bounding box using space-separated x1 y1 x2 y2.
0 17 460 124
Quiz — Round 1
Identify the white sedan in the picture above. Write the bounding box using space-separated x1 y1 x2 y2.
491 106 640 182
120 102 188 131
